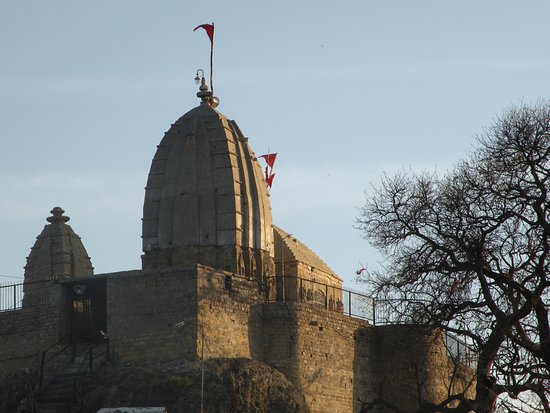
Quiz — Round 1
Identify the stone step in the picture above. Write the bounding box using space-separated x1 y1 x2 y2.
49 372 82 382
38 401 72 413
37 342 108 413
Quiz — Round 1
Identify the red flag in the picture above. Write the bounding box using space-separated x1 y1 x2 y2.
266 173 276 188
193 23 214 43
260 153 277 168
194 23 215 96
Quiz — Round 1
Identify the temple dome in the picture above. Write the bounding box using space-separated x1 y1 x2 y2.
24 207 94 283
142 92 275 278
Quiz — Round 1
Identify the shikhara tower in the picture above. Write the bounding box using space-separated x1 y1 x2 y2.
142 78 275 280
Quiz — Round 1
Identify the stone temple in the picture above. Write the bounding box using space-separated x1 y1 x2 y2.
0 78 472 412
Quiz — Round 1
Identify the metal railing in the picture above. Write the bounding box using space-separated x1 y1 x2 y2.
0 280 24 311
0 279 51 312
265 275 376 321
25 336 110 412
73 340 110 412
445 333 477 368
265 275 460 326
265 275 418 324
24 374 40 413
37 335 74 399
264 275 477 367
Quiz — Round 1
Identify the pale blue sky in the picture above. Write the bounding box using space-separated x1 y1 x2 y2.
1 1 549 287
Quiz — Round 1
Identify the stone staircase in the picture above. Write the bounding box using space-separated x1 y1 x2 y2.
37 371 84 413
37 342 109 413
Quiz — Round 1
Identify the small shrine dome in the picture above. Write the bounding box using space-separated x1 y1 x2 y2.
24 207 94 283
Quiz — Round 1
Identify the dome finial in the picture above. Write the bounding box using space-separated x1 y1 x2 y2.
195 69 219 108
47 206 70 224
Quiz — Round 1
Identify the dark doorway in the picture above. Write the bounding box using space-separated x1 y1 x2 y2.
68 279 107 343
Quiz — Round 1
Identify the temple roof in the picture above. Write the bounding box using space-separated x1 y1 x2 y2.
24 207 94 282
141 81 274 273
273 225 342 281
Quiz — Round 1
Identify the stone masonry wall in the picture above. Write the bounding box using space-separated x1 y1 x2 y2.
262 304 473 413
0 283 71 379
263 301 376 413
0 308 42 377
107 265 266 364
372 325 476 413
106 267 200 363
1 266 475 413
197 268 265 360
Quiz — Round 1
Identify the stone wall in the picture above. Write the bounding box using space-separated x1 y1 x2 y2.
371 325 476 413
107 265 266 364
0 308 42 376
0 283 71 378
261 303 475 413
106 267 199 363
1 265 475 413
262 301 376 413
197 268 265 361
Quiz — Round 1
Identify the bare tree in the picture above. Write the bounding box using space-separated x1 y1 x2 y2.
357 103 550 413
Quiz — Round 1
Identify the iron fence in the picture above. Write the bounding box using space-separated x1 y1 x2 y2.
445 333 477 368
264 275 428 325
0 281 22 311
265 275 375 321
264 275 477 367
0 279 50 312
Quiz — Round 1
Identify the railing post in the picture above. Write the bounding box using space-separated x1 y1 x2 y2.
88 346 93 374
38 351 46 399
348 290 352 317
13 284 17 310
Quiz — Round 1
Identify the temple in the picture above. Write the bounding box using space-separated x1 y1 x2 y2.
0 76 473 413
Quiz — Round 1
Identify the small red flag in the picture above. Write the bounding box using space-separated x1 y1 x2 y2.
266 173 276 188
193 23 214 43
194 23 215 96
260 153 277 168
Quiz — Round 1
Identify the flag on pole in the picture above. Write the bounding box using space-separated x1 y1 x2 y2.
259 153 277 168
194 23 215 95
193 23 214 43
259 150 277 190
266 173 276 188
